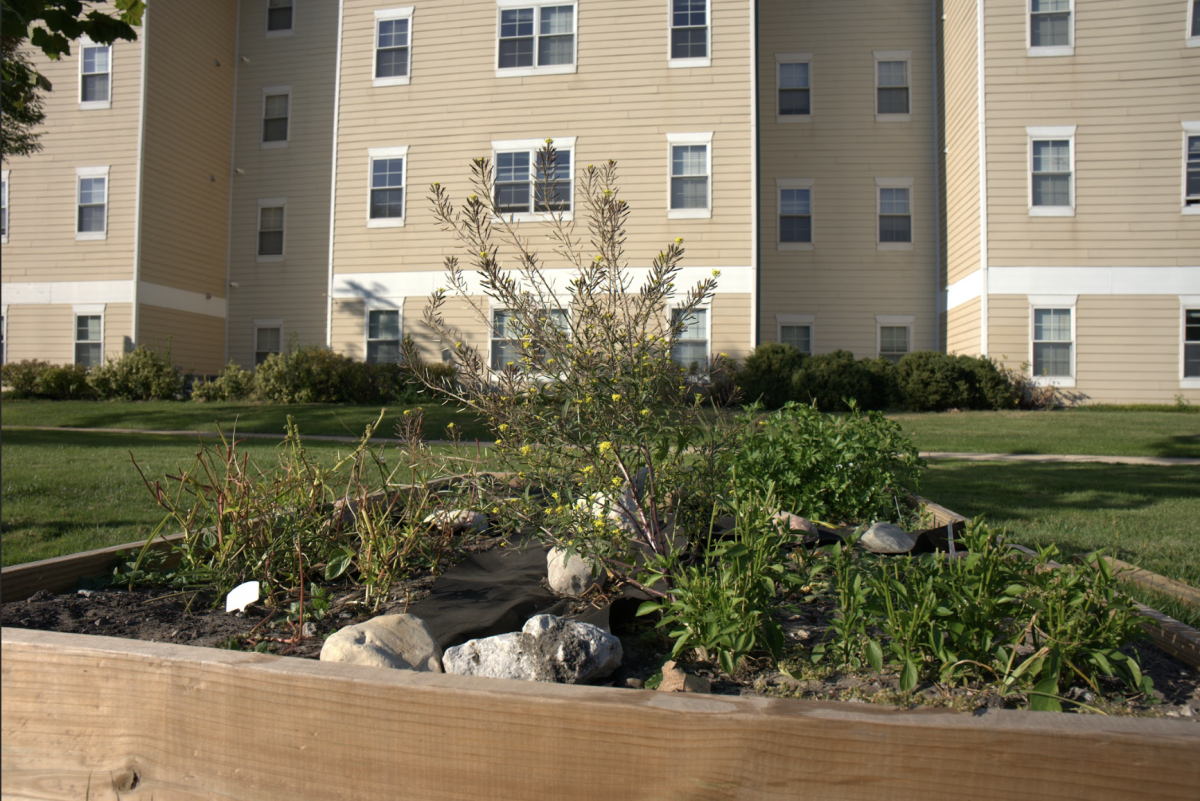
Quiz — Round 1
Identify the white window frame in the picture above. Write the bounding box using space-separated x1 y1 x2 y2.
775 53 812 123
256 197 286 262
266 0 294 37
1182 297 1200 388
776 178 814 251
73 304 105 368
775 313 814 356
78 37 112 110
875 177 914 251
1 169 9 244
669 305 711 370
494 1 578 78
875 314 915 363
1 305 7 365
668 0 711 69
873 51 911 122
373 7 414 87
1183 122 1200 215
1027 125 1076 217
1028 0 1074 57
1029 295 1077 387
75 166 110 241
490 137 576 222
1190 0 1200 47
363 302 403 365
253 318 283 366
261 85 291 149
666 132 713 220
488 305 569 372
367 146 409 228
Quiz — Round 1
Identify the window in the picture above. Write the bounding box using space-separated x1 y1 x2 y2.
670 0 709 67
492 137 575 219
667 132 713 219
254 323 281 365
1028 0 1073 56
776 179 813 250
1027 126 1075 216
374 7 413 86
262 87 290 146
266 0 293 35
74 312 103 368
491 308 567 371
1185 308 1200 380
1 170 8 244
1185 124 1200 212
776 55 811 121
366 309 401 364
496 2 576 77
1191 0 1200 46
76 166 109 240
776 314 814 356
874 52 910 120
1 308 6 365
1032 307 1073 379
368 147 408 227
79 41 111 109
257 200 285 260
670 307 708 370
876 178 913 249
879 327 909 363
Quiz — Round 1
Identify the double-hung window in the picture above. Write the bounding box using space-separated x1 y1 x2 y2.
1190 0 1200 46
79 40 111 109
1028 126 1075 216
74 310 103 368
374 7 413 86
1184 308 1200 381
776 314 814 356
1184 123 1200 212
670 0 709 67
368 147 408 227
1 170 9 243
874 52 910 120
491 308 567 371
257 199 285 260
670 308 708 370
496 2 576 76
76 166 109 240
876 315 914 364
776 55 811 120
667 132 712 219
262 87 291 146
266 0 293 35
1031 303 1074 381
876 178 913 248
1029 0 1073 56
492 138 575 219
776 179 813 250
366 309 402 364
254 322 282 366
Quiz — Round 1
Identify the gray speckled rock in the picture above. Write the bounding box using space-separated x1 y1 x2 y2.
320 614 443 672
547 547 605 596
442 614 622 683
422 509 488 534
859 522 916 554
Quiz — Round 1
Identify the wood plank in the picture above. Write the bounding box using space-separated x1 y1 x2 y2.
0 534 184 604
1102 556 1200 609
3 627 1198 801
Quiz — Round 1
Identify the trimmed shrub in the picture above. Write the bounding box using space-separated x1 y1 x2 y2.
253 346 363 404
2 360 96 399
958 354 1019 410
192 361 256 402
791 350 888 411
1 360 49 396
893 351 1020 412
87 343 184 401
736 343 806 409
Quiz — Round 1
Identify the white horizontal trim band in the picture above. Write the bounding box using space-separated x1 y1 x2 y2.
2 280 133 306
945 267 1200 309
139 282 227 318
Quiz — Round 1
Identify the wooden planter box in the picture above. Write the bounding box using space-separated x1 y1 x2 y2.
4 508 1199 800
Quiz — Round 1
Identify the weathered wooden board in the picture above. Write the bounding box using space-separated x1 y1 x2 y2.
3 627 1198 801
0 533 184 604
1104 556 1200 609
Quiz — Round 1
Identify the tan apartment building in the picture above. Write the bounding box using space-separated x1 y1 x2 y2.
3 0 1198 403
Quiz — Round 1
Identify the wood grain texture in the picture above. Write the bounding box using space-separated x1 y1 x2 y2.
3 627 1198 801
1104 557 1200 610
0 534 183 604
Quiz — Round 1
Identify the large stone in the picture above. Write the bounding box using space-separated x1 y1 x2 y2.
547 547 605 596
859 522 916 554
423 509 488 534
320 614 443 672
443 614 622 684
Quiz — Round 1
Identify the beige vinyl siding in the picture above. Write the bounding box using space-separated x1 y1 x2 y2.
0 33 142 283
941 0 982 286
226 0 338 367
986 294 1029 370
138 304 225 375
983 0 1200 267
710 293 751 360
946 296 982 355
403 296 492 366
138 0 237 299
756 0 937 358
4 303 131 365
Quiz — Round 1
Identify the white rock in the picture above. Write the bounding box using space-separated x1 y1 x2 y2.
547 547 605 596
859 522 916 554
320 614 443 672
423 509 488 534
443 614 622 684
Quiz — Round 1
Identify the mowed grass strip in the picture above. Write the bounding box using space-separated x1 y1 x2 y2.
0 400 491 442
892 408 1200 458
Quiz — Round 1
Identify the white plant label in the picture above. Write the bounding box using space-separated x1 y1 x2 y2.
226 580 260 613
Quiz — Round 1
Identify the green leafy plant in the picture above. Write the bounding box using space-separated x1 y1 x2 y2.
191 361 256 402
1 359 95 399
790 350 890 411
735 342 806 409
87 341 184 401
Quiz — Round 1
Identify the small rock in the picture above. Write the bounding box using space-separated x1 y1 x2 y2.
1180 705 1194 717
771 511 818 536
859 522 916 554
443 614 622 684
423 509 488 534
547 547 605 596
625 678 645 689
657 660 712 694
301 622 318 638
320 614 442 672
76 589 95 597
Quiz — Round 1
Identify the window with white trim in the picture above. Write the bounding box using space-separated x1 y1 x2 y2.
366 309 402 364
1 308 7 365
492 138 574 219
1190 0 1200 45
1028 126 1075 216
254 324 281 365
776 179 813 249
874 51 910 119
74 312 103 367
1 170 9 243
262 87 290 146
876 178 913 248
267 0 293 35
79 40 111 109
1185 308 1200 379
496 2 576 76
1185 127 1200 210
669 0 709 67
776 314 814 356
879 327 909 363
374 7 413 85
257 200 285 260
1032 307 1073 378
1029 0 1073 56
667 132 712 219
368 147 408 227
670 307 708 370
776 55 811 120
76 166 109 240
491 307 567 371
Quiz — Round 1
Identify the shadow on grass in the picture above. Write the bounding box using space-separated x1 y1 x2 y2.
1145 433 1200 460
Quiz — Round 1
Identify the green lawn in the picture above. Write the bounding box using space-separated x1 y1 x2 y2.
892 409 1199 458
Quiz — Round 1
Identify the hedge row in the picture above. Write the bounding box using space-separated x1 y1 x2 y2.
736 344 1020 412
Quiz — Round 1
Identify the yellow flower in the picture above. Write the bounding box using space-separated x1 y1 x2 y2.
495 439 503 446
492 507 500 514
611 477 622 487
674 237 683 244
520 445 532 455
447 422 455 428
611 393 621 402
712 269 721 278
641 408 651 416
552 492 560 501
582 465 594 474
456 341 463 348
598 441 612 454
403 409 411 416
